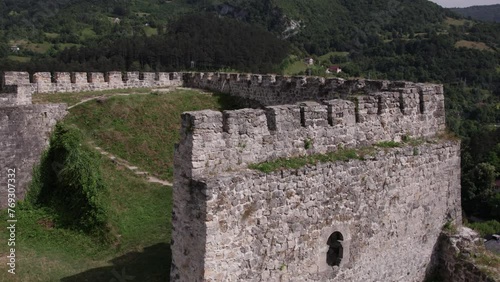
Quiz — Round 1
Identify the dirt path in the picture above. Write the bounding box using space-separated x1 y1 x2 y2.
93 145 172 186
67 88 175 110
68 88 187 186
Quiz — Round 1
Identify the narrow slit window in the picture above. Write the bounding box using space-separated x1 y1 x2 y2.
399 93 405 114
300 107 306 127
354 98 360 123
419 91 425 114
377 96 383 115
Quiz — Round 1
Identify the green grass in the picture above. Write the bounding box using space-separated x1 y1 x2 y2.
318 51 349 62
64 89 242 181
0 88 244 281
375 140 402 148
284 60 309 75
249 146 375 173
45 32 60 39
0 158 172 281
467 220 500 237
144 26 158 36
250 137 431 173
32 88 153 107
60 43 82 50
80 28 97 41
473 250 500 279
25 42 52 53
7 55 31 62
283 51 350 75
376 136 426 148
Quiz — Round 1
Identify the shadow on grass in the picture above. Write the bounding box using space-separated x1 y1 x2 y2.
61 243 171 282
212 92 263 110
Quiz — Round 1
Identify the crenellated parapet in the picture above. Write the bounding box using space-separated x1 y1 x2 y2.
0 72 33 106
171 73 461 282
1 71 182 96
0 70 462 280
183 72 444 107
177 73 446 178
172 73 461 282
0 71 68 209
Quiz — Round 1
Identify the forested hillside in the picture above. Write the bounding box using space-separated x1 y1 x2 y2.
0 0 499 229
451 5 500 23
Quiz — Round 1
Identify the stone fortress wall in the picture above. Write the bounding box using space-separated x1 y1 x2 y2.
179 72 446 177
0 71 465 281
171 72 463 281
0 70 182 209
0 72 66 209
1 70 183 96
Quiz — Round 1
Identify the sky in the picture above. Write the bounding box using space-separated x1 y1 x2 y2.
430 0 500 8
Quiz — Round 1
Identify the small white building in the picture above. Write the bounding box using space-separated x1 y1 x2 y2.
10 45 20 52
304 57 314 65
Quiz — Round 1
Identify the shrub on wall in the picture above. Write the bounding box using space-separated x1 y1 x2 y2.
27 123 111 241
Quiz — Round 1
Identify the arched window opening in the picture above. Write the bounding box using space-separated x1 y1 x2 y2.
326 231 344 267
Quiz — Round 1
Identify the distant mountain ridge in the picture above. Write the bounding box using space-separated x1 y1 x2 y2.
451 4 500 22
0 0 454 55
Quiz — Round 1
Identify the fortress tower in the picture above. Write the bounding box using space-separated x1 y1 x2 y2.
0 70 463 281
171 73 462 281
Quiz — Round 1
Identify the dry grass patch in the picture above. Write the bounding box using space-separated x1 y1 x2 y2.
445 17 473 26
455 40 494 52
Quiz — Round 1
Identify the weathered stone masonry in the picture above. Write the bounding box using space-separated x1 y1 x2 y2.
1 70 182 94
0 73 66 209
171 73 462 281
172 141 461 281
0 70 463 281
178 72 446 178
0 70 182 209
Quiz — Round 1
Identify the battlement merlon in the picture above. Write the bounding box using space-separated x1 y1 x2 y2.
183 72 444 93
0 72 33 106
1 71 183 95
182 72 444 107
176 82 446 178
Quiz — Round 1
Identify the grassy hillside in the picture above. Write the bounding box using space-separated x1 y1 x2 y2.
0 0 499 232
0 158 171 282
0 0 456 63
63 89 241 181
